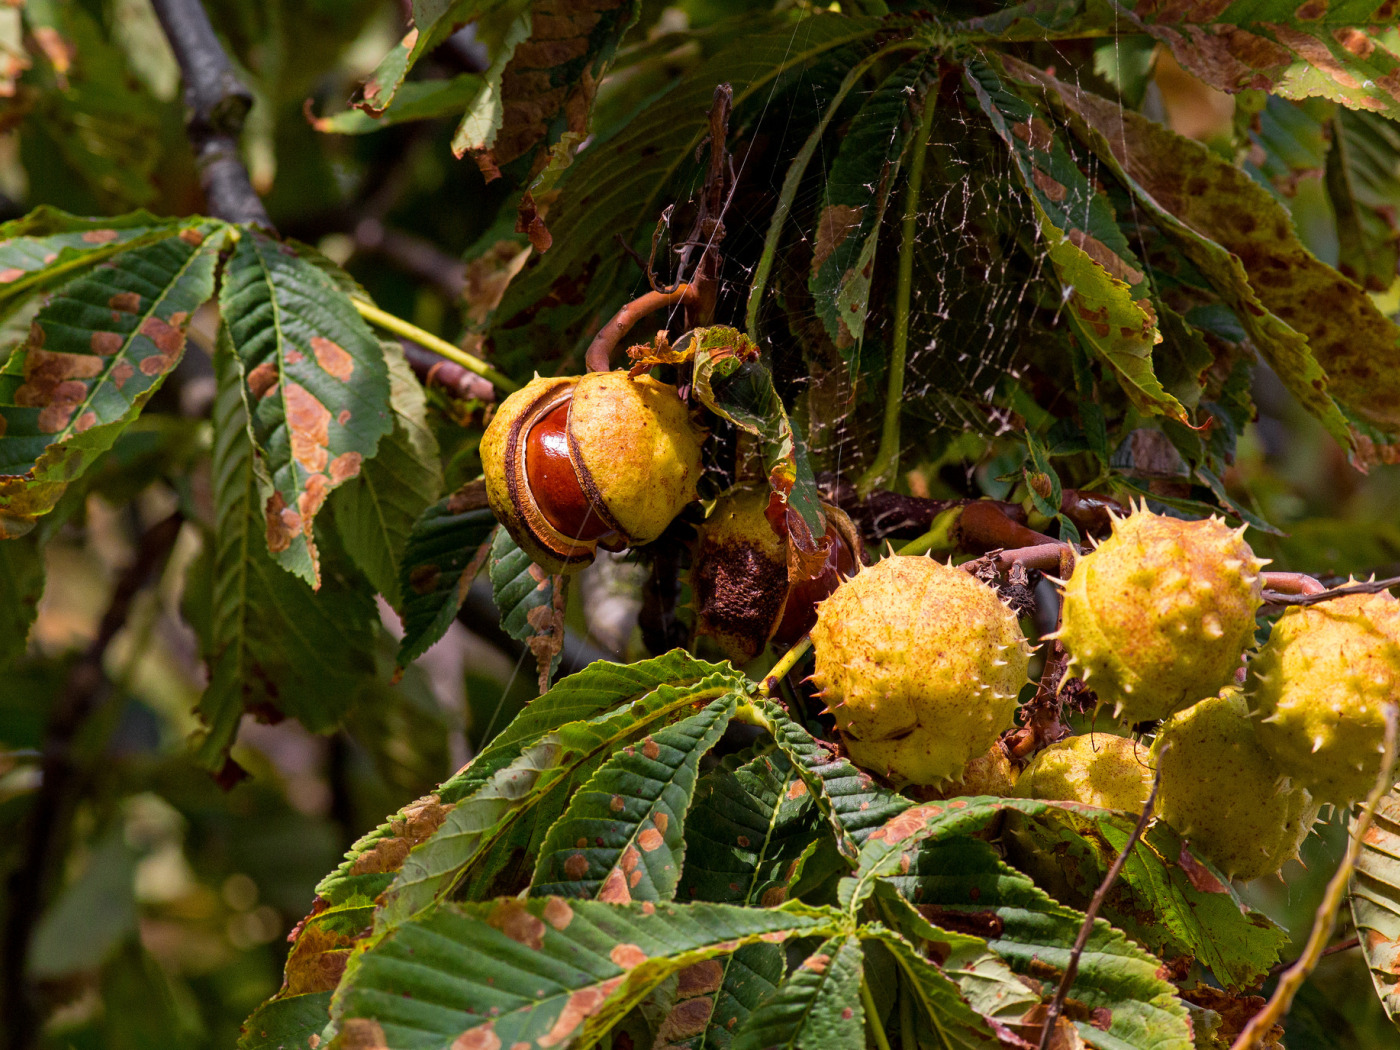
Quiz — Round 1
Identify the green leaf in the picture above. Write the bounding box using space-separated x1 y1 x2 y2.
690 326 827 551
809 56 934 358
1329 107 1400 293
329 899 843 1050
757 700 913 863
730 933 865 1050
1013 60 1400 464
238 992 334 1050
0 207 184 316
361 1 504 114
377 663 747 926
310 74 486 134
964 57 1186 425
490 526 565 690
679 745 825 908
532 693 738 901
0 531 43 669
396 482 497 665
332 338 442 608
1350 788 1400 1025
0 224 223 537
219 228 393 587
195 337 378 771
489 13 883 370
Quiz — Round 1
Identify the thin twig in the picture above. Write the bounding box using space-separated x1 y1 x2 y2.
1231 704 1400 1050
583 284 698 373
1 512 184 1050
150 0 270 226
1263 574 1400 608
1037 757 1164 1050
1266 935 1359 978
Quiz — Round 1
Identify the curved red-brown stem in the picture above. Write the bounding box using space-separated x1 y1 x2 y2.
1261 571 1326 596
584 283 698 373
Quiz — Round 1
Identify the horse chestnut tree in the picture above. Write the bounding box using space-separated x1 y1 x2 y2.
3 3 1400 1050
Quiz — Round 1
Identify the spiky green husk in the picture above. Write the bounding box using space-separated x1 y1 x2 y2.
1151 690 1318 882
1248 590 1400 807
810 555 1031 788
1013 733 1152 812
1058 506 1264 724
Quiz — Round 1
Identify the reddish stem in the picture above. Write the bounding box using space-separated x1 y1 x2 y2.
584 284 698 373
1261 571 1326 596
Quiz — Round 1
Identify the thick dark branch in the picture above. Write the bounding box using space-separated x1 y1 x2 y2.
151 0 271 227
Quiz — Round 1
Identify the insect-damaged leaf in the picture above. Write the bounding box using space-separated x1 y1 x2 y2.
220 228 393 587
359 0 502 115
965 57 1187 425
331 338 442 609
193 340 377 772
491 527 566 692
309 73 487 134
452 0 640 188
1350 788 1400 1026
236 991 333 1050
730 933 865 1050
1012 60 1400 464
328 899 842 1050
0 224 222 537
808 55 935 358
531 693 737 902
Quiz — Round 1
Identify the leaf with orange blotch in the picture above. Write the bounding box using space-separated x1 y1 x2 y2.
0 222 223 537
328 899 842 1050
219 228 392 588
530 693 737 902
1350 787 1400 1027
729 933 866 1050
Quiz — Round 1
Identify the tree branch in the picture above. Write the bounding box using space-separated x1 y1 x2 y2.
151 0 271 227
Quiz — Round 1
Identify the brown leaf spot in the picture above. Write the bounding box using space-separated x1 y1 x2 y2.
758 931 790 944
564 852 590 880
656 996 714 1041
536 978 622 1048
610 795 625 812
81 228 118 244
16 348 102 433
760 887 787 907
841 1008 854 1020
543 897 574 931
735 835 750 848
1031 168 1068 202
0 267 24 283
408 564 441 594
801 953 831 974
138 316 187 375
90 330 123 356
638 828 664 852
337 408 351 425
285 382 332 473
330 451 363 483
452 1025 501 1050
1067 229 1145 285
283 920 357 996
1293 0 1327 17
337 1018 388 1049
598 867 631 904
811 204 862 273
111 360 135 391
641 901 655 915
265 493 298 553
298 473 331 532
1268 24 1360 88
347 796 454 876
247 362 278 399
642 737 660 760
488 899 546 949
74 411 97 433
677 960 723 996
786 779 808 800
620 846 641 874
311 335 355 380
610 943 648 969
179 227 205 247
653 813 668 835
1178 843 1228 892
868 807 930 845
109 292 141 313
1011 116 1053 151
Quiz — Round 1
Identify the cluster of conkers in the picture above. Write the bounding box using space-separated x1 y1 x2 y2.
482 371 705 574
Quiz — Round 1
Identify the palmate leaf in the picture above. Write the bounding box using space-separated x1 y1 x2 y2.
396 482 497 665
531 693 738 901
329 899 843 1050
0 208 184 317
809 54 934 358
490 527 565 690
679 745 825 908
0 223 223 537
1350 788 1400 1025
844 796 1283 991
195 340 378 771
757 701 913 862
1011 60 1400 463
729 933 865 1050
964 56 1187 425
488 13 883 370
332 338 442 609
219 228 393 588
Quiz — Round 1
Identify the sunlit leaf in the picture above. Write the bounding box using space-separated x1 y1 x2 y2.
729 933 865 1050
1350 788 1400 1025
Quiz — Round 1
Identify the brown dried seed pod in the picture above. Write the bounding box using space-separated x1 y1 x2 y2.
482 371 705 574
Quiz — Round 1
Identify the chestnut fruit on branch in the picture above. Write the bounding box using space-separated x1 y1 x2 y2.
481 370 705 574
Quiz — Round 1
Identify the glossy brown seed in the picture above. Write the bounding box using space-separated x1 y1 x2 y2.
524 401 613 543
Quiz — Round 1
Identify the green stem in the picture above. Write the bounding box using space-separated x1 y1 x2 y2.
861 978 893 1050
758 637 813 698
744 41 925 341
899 987 916 1050
857 76 939 497
353 299 520 393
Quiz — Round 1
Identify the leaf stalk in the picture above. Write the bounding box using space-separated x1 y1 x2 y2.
353 300 519 392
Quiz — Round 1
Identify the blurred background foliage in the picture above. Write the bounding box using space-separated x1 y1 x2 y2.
0 0 1397 1047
